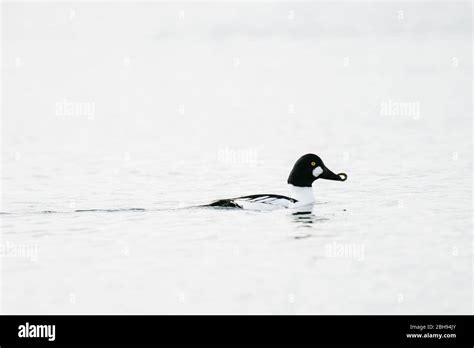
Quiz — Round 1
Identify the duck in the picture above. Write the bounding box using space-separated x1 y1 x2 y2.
207 153 347 210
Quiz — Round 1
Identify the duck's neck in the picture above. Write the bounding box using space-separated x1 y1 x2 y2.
288 184 315 205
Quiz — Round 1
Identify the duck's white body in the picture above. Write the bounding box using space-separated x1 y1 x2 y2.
209 185 315 211
230 194 295 210
288 185 315 207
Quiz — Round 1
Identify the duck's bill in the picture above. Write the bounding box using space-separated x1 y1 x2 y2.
319 167 347 181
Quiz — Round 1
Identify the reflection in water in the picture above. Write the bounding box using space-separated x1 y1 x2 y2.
291 205 316 230
291 209 317 239
292 205 316 225
291 205 330 236
292 211 316 225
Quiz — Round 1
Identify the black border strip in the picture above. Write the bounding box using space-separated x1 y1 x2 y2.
0 315 472 346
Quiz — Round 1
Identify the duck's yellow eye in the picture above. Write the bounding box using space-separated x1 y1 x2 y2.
311 161 316 166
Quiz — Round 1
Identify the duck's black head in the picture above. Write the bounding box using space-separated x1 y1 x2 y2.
287 153 347 187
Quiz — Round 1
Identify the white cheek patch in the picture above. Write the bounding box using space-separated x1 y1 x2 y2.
312 166 323 178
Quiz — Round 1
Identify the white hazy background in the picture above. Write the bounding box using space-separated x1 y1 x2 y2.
1 1 472 314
